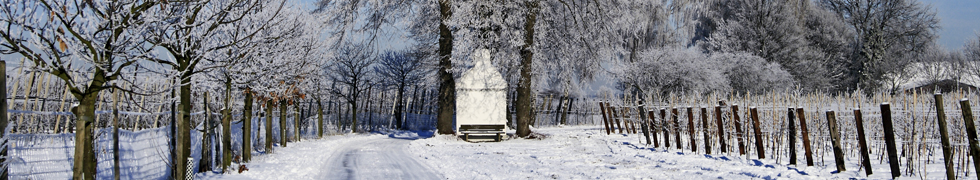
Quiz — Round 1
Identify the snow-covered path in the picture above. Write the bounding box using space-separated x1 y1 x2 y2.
322 137 443 180
202 132 442 180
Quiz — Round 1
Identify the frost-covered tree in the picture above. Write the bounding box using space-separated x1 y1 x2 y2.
0 1 159 178
374 50 428 129
964 33 980 85
143 0 288 177
820 0 940 92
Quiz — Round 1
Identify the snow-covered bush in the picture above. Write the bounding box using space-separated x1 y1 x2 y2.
614 47 729 95
712 52 795 95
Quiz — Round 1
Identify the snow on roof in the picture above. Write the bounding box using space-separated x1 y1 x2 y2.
886 61 980 91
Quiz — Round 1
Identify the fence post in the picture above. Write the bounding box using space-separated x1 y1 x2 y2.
638 102 651 145
661 108 670 148
672 108 681 150
648 110 660 148
732 105 745 155
934 94 954 180
881 103 900 178
612 106 623 134
0 61 6 180
854 109 872 175
599 101 611 135
687 107 696 153
959 99 980 179
750 107 764 159
701 107 711 154
826 110 845 172
796 108 813 166
715 106 726 153
788 108 797 165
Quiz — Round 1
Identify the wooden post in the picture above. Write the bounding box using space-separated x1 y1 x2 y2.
661 108 670 148
934 94 954 180
112 85 120 180
750 107 764 159
599 102 611 135
732 105 745 155
612 106 623 134
0 61 7 179
959 99 980 179
796 108 813 166
881 103 899 178
672 108 681 150
854 109 872 175
715 106 726 153
826 110 846 172
701 107 711 154
687 107 696 152
788 108 797 165
638 103 651 145
648 110 660 148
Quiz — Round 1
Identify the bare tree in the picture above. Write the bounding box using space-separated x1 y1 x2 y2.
374 50 429 129
328 44 376 133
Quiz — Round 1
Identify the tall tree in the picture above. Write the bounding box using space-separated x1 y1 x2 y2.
0 1 159 178
375 51 428 129
820 0 939 92
327 44 376 133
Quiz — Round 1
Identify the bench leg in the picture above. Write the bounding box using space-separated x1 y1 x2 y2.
464 133 469 141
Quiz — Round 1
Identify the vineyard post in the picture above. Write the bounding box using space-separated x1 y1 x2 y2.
733 105 745 155
661 108 670 148
672 108 681 150
612 106 622 134
687 107 696 152
826 110 845 172
701 107 712 154
854 109 872 175
637 102 651 145
796 108 814 166
599 101 610 135
0 61 6 179
750 107 764 159
648 110 660 147
959 99 980 179
715 106 726 153
934 94 954 180
881 103 900 178
788 108 797 165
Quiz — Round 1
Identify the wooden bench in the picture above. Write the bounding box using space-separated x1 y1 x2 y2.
459 124 506 142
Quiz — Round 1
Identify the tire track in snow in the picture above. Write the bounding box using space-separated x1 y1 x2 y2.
322 137 443 180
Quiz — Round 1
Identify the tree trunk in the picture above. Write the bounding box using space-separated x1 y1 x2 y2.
265 100 273 153
437 0 456 135
294 101 301 141
221 80 232 172
317 98 324 138
243 88 253 162
516 0 538 138
72 94 98 180
112 88 120 180
280 99 287 147
351 100 359 133
176 72 193 180
200 92 212 173
0 61 7 179
395 84 405 130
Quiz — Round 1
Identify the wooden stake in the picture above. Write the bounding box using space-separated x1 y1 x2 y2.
687 107 696 152
960 99 980 179
827 110 846 172
750 107 764 159
934 94 954 180
788 108 797 165
661 108 670 148
701 107 712 154
648 110 660 148
796 108 813 166
638 103 651 145
733 105 745 155
881 103 899 178
854 109 872 175
715 106 726 153
599 102 611 135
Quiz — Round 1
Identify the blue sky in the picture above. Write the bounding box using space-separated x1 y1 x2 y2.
918 0 980 50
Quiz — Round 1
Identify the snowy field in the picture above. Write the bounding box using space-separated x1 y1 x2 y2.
197 125 967 179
